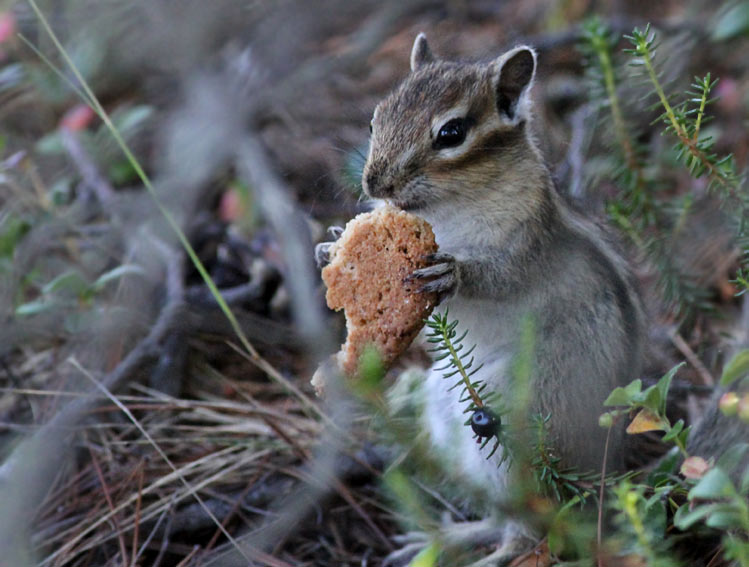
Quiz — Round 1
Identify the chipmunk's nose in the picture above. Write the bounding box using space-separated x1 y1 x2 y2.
363 170 393 198
363 157 398 198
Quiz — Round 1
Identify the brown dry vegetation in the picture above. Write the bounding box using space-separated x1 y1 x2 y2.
0 1 747 566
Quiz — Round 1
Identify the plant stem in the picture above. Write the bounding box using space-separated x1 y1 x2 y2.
597 41 642 182
693 77 708 142
622 490 657 564
444 332 483 408
639 39 734 193
597 425 611 551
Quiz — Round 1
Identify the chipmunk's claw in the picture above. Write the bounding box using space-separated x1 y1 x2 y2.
383 519 526 567
407 252 458 303
382 531 431 567
314 242 332 268
314 225 344 268
327 225 344 239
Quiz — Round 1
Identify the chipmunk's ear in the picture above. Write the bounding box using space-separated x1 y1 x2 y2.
410 33 435 72
490 45 536 124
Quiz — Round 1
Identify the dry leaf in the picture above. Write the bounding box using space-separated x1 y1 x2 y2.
681 456 711 479
509 540 552 567
626 408 666 434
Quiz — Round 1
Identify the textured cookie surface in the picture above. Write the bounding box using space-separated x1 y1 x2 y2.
321 205 438 379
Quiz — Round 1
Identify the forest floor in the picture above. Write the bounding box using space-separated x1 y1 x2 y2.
0 1 747 566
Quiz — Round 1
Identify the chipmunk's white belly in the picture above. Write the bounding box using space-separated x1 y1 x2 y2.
421 296 514 497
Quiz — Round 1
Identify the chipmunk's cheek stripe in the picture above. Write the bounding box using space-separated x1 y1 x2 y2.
430 129 525 172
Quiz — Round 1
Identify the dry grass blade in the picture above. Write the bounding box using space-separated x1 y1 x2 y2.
25 0 325 424
58 359 270 564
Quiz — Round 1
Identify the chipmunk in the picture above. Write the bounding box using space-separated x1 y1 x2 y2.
320 34 646 562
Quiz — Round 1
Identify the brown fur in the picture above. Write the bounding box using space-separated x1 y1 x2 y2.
364 36 645 477
361 35 646 558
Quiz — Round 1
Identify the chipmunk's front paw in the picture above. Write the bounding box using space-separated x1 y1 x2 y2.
314 226 344 268
383 518 516 567
382 531 431 567
406 252 458 302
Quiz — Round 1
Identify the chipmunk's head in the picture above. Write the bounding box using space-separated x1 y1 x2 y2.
363 34 542 215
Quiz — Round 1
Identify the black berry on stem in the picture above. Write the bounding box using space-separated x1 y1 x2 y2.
471 408 500 438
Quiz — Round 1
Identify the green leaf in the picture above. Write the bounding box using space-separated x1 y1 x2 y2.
689 468 737 500
16 298 58 316
643 497 667 534
639 383 663 413
111 105 153 137
648 447 681 485
383 469 426 529
90 264 146 292
716 443 749 476
49 177 74 206
705 506 745 530
673 502 716 529
723 537 749 563
35 131 64 154
547 500 577 557
354 344 385 396
604 379 642 406
42 269 89 296
654 362 683 414
107 160 139 185
410 542 441 567
661 419 684 442
720 350 749 387
711 2 749 41
0 215 30 258
676 426 692 450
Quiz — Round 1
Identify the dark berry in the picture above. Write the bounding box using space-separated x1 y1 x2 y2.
471 408 500 438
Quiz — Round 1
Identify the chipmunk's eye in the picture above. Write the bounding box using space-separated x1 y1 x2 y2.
369 120 373 134
434 118 469 149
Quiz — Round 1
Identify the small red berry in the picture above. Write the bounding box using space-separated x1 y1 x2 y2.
60 104 95 131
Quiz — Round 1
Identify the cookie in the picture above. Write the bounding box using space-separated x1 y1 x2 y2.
315 205 438 390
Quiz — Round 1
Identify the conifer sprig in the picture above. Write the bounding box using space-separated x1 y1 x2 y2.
425 310 487 412
625 25 749 295
425 311 506 458
626 26 740 194
427 311 486 413
531 414 608 505
582 18 648 199
581 19 748 312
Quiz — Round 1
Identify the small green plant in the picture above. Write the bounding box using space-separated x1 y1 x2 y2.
581 19 747 317
577 19 749 564
15 264 146 316
531 413 605 506
604 360 749 566
603 362 690 455
425 310 507 459
611 479 674 566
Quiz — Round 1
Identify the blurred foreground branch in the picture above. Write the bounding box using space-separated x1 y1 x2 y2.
0 239 184 565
